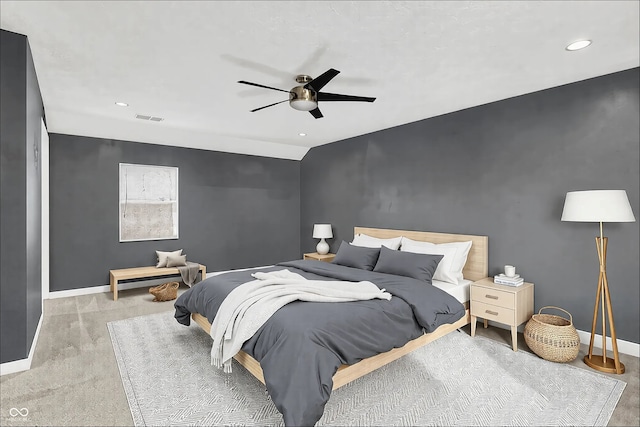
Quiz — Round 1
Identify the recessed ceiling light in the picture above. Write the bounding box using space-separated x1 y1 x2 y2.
115 102 129 107
298 133 306 137
565 40 592 51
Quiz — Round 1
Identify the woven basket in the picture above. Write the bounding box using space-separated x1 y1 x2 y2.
149 281 180 302
524 306 580 363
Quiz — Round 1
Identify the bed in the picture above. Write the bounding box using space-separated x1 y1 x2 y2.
174 227 488 425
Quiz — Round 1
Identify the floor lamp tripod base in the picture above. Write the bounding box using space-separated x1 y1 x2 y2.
584 235 625 375
584 354 625 374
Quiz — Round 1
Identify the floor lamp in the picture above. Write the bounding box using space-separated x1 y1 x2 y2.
561 190 636 374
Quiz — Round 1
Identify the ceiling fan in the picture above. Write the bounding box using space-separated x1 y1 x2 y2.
238 68 375 119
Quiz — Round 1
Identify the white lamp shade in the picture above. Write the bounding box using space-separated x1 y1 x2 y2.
561 190 636 223
312 224 333 239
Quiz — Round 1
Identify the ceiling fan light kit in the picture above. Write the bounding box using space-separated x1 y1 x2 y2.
289 86 318 111
238 68 375 119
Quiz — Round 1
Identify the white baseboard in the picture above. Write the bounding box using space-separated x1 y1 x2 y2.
49 275 194 299
48 274 209 299
0 313 44 376
576 329 639 358
485 320 639 357
47 266 274 300
48 281 154 299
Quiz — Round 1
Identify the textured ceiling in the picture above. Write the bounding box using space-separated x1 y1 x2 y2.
1 1 638 160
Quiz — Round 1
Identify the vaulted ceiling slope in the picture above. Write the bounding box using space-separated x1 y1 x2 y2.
1 1 638 160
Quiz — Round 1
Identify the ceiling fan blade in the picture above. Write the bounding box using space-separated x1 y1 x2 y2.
250 99 289 112
317 92 376 103
238 80 291 93
304 69 340 91
309 108 323 119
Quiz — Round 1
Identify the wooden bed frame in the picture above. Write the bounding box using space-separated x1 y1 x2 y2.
192 227 488 391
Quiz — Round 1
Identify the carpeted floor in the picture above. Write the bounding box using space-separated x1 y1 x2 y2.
1 286 639 426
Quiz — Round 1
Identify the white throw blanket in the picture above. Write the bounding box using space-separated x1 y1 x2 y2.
210 269 392 372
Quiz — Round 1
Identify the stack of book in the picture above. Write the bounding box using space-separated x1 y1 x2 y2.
494 273 524 286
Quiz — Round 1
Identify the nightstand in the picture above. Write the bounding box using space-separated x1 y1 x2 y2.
470 277 534 351
303 252 336 262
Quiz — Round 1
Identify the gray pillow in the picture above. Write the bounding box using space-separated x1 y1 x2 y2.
373 246 443 283
166 253 187 267
331 241 380 271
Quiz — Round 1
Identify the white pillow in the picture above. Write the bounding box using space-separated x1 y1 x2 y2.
156 249 183 268
351 233 402 250
400 238 472 284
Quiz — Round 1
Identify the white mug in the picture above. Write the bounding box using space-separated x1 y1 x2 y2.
505 265 516 277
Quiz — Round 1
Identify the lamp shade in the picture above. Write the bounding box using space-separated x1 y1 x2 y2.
561 190 636 223
312 224 333 239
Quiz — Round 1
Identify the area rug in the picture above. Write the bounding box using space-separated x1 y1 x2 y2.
107 311 625 426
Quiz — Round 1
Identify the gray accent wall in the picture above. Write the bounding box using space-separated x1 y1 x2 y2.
301 68 639 343
0 30 43 364
49 134 300 292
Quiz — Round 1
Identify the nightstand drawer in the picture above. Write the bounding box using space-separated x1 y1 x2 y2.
471 286 515 309
471 301 515 325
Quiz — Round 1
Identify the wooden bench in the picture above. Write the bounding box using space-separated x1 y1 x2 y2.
109 264 206 301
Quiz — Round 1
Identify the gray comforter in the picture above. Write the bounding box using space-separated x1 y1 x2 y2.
174 260 465 426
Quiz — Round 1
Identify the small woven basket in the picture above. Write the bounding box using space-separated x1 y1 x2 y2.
149 281 180 302
524 306 580 363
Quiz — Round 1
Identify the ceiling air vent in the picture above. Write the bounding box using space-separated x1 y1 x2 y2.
135 114 164 122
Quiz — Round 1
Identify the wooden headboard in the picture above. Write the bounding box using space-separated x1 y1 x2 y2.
354 227 488 281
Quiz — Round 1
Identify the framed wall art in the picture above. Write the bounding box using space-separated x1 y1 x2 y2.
119 163 179 242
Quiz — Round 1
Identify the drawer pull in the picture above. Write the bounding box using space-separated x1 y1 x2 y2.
485 310 499 316
485 294 499 300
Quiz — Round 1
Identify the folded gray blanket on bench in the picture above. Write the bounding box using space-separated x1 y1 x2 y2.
178 262 201 287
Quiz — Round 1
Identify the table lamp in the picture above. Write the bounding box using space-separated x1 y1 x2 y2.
313 224 333 255
561 190 636 374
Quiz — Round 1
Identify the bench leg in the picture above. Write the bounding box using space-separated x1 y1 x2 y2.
110 276 118 301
